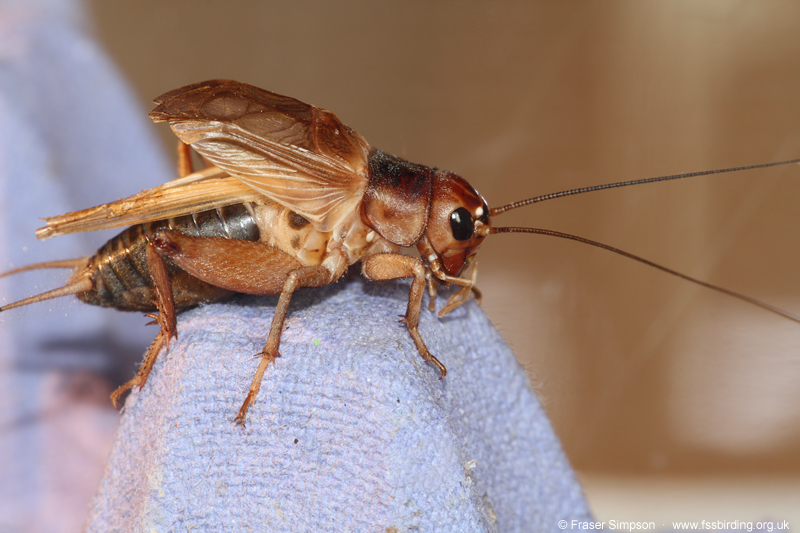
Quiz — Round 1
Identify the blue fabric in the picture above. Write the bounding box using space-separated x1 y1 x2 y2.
85 280 593 532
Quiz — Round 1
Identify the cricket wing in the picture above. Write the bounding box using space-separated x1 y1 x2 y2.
149 80 371 232
37 167 262 239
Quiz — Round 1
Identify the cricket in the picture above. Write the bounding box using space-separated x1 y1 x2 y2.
1 80 797 425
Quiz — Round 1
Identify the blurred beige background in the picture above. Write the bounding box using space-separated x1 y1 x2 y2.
88 0 800 515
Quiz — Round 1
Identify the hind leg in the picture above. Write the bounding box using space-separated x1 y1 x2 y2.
110 242 177 408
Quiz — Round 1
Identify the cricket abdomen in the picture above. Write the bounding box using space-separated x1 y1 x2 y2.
77 204 260 311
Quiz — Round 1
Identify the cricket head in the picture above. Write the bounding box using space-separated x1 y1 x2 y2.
424 171 490 277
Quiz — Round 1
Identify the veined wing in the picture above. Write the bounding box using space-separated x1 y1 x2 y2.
149 80 371 232
37 167 262 239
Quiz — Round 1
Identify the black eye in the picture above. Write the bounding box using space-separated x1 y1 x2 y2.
449 207 474 241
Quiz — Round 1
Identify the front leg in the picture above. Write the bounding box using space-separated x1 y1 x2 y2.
362 253 447 379
437 260 479 318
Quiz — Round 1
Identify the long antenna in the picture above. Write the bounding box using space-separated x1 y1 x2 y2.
490 226 800 324
490 158 800 216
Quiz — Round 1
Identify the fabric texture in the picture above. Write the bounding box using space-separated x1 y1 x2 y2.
86 279 593 532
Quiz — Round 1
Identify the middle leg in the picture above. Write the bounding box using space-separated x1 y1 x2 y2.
234 264 334 425
150 230 339 425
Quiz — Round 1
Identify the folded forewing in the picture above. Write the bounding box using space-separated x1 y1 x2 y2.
150 80 372 232
37 167 262 239
38 80 373 240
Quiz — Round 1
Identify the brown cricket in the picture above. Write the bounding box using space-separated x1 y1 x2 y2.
1 80 797 425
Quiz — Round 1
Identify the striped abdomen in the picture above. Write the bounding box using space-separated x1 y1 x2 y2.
77 204 259 311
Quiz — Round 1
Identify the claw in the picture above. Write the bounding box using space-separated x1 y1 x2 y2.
110 377 140 409
426 352 447 379
109 329 168 409
233 395 252 428
234 388 255 427
234 393 256 427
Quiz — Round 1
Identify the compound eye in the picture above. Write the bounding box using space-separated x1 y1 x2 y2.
449 207 474 241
